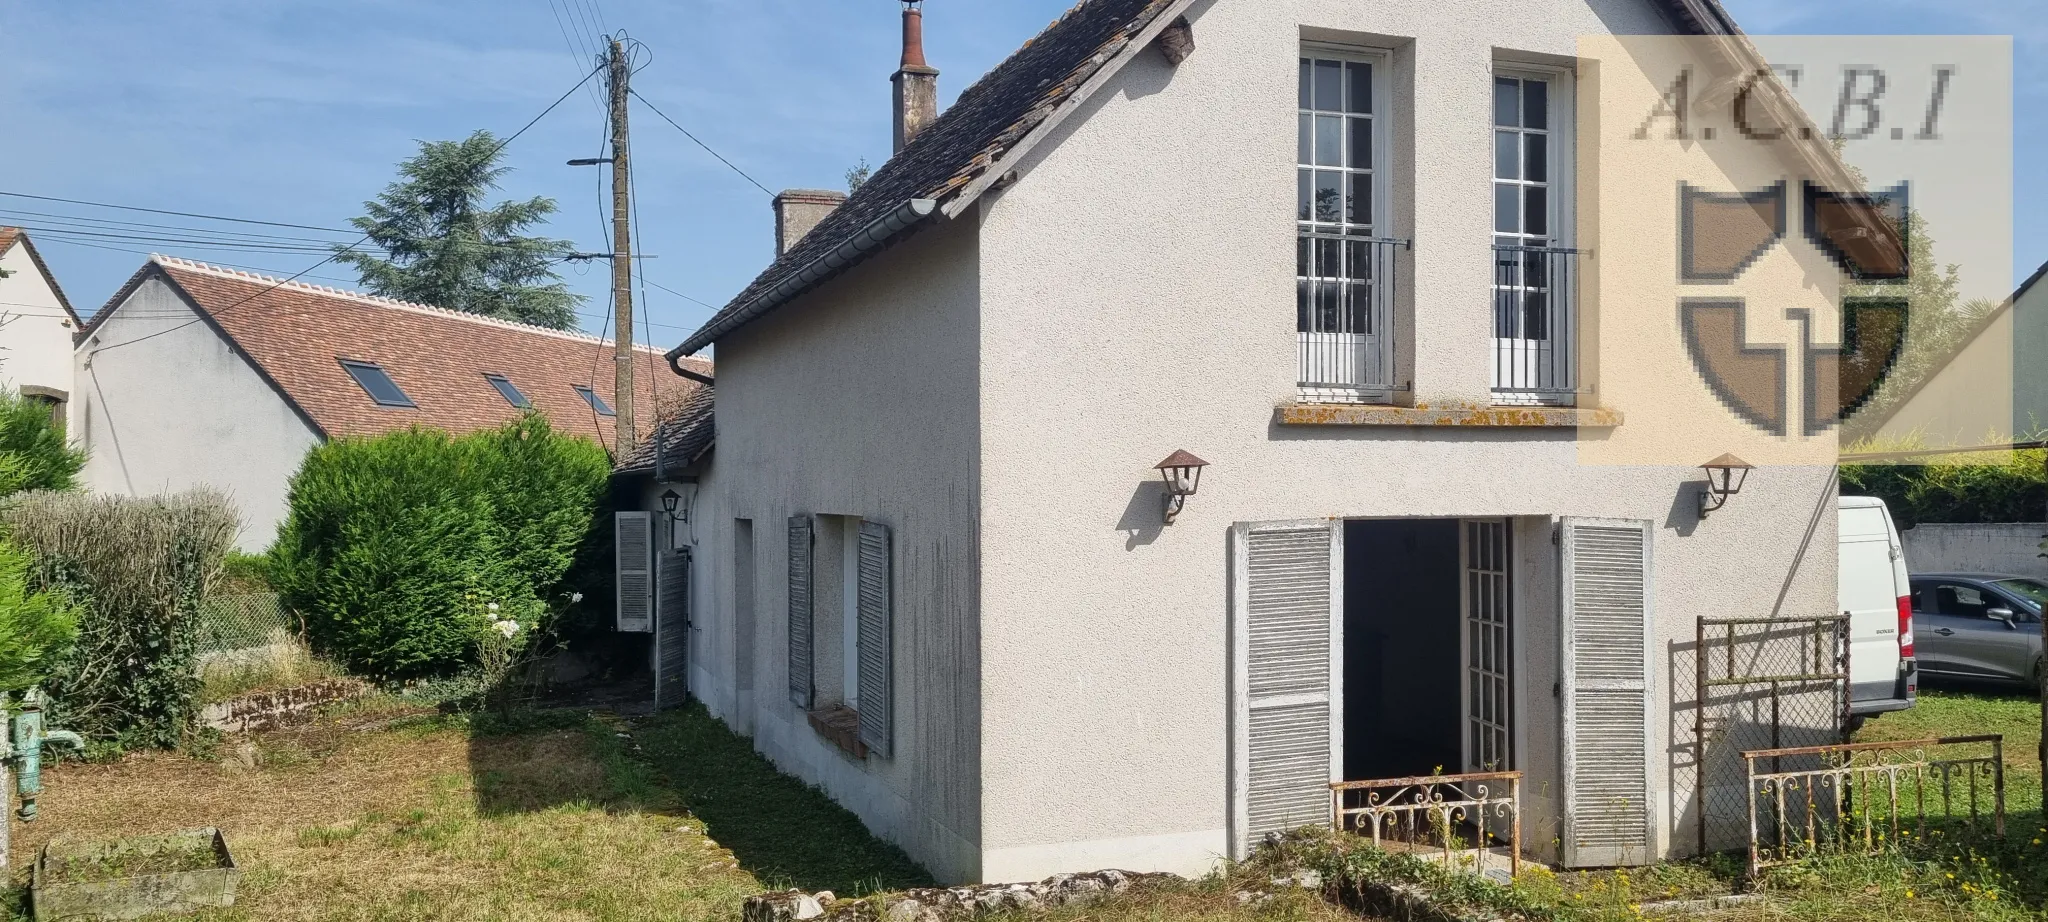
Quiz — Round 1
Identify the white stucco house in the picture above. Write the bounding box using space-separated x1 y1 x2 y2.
0 228 82 421
621 0 1864 886
74 255 702 550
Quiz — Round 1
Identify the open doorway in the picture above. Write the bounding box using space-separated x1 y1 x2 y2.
1342 519 1464 780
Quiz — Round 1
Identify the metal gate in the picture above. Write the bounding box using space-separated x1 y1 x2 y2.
1687 615 1849 854
654 544 691 711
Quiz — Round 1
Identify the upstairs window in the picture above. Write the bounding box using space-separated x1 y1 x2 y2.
339 360 415 408
1297 48 1397 404
573 384 616 417
484 373 531 408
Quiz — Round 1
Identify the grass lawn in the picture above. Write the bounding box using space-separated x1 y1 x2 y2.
1499 685 2048 922
8 700 927 921
10 699 1347 922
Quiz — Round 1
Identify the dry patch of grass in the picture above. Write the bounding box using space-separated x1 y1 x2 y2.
990 877 1358 922
13 702 757 922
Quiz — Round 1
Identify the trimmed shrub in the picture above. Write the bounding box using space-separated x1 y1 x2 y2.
0 388 84 496
0 489 238 747
1841 442 2046 528
270 416 607 680
0 539 79 696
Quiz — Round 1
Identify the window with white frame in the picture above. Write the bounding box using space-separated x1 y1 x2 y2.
1296 49 1397 401
1489 68 1579 405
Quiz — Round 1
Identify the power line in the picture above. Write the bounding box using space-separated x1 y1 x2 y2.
0 191 357 234
88 62 607 355
629 89 774 196
642 277 720 312
0 208 360 246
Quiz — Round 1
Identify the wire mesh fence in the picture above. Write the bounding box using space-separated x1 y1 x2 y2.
1676 615 1850 854
196 593 296 658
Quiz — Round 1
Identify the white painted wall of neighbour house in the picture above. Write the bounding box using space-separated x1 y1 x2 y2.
71 276 321 551
969 0 1837 881
684 225 985 884
0 244 77 400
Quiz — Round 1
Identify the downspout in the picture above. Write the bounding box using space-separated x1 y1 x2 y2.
667 198 940 360
667 357 715 385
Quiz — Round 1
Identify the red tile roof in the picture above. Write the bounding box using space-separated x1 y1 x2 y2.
96 255 707 448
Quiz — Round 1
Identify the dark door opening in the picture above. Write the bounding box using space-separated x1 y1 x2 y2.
1343 518 1464 781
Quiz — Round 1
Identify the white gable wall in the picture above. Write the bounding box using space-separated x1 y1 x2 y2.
0 243 78 399
72 276 322 551
971 0 1838 880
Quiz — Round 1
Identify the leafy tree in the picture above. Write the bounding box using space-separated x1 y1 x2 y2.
337 131 582 329
0 540 79 697
845 158 872 193
0 388 85 495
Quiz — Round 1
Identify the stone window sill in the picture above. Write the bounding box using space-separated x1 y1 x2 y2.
806 705 867 759
1275 402 1622 428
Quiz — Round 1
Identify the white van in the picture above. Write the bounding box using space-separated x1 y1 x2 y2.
1840 496 1916 723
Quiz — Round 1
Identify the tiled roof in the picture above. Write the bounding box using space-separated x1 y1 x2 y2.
614 384 714 476
0 227 82 325
93 255 709 449
675 0 1742 356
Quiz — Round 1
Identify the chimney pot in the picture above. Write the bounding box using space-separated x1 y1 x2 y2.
772 189 847 258
892 2 940 153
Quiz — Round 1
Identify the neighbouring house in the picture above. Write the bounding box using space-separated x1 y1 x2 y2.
75 254 705 550
1867 258 2048 448
622 0 1857 885
0 228 83 423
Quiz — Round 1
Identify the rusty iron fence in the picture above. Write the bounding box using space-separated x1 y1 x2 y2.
1686 615 1849 855
1330 771 1522 878
1743 734 2005 877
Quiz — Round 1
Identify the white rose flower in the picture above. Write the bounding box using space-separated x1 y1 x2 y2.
487 602 500 612
495 620 520 638
570 592 585 603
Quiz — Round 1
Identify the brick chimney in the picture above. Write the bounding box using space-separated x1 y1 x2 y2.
891 1 939 153
773 189 848 257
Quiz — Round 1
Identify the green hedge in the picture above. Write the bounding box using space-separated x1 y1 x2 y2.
1 489 238 747
1841 446 2046 529
270 415 608 679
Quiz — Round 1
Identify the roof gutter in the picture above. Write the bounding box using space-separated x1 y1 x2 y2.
668 197 940 359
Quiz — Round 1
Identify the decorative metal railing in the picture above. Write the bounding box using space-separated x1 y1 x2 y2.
1297 232 1409 402
1330 771 1522 877
1743 735 2005 877
1490 244 1584 405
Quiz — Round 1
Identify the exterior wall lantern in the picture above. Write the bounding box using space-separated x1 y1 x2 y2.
1697 453 1754 517
1155 450 1209 524
659 487 687 524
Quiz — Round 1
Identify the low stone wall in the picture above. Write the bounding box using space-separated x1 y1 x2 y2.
742 870 1177 922
198 678 370 733
1901 522 2048 579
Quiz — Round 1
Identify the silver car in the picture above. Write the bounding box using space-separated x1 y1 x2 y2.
1909 573 2047 688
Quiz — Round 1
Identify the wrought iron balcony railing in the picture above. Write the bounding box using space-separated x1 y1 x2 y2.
1297 230 1409 402
1490 244 1584 405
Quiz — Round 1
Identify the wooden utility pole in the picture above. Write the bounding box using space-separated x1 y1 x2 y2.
607 36 637 456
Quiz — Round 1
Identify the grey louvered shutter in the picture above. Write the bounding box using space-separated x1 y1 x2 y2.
856 520 893 757
1229 519 1343 858
654 545 691 711
788 515 814 709
1559 517 1656 867
615 512 653 633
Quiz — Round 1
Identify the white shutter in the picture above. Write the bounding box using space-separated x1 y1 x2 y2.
788 515 814 709
615 512 653 633
1559 517 1657 867
856 520 893 757
654 543 691 711
1229 519 1343 858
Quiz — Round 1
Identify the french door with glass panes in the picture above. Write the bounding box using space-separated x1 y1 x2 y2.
1297 50 1394 402
1491 71 1576 405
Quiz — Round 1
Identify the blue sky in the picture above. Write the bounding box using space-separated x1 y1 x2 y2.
1 0 2038 345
